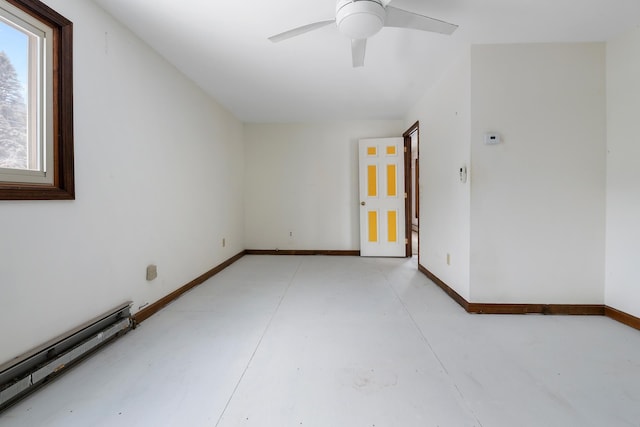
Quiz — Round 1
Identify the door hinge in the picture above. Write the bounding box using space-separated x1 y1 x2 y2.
404 146 408 153
404 192 408 199
405 238 409 244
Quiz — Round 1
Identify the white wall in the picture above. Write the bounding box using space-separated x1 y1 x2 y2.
470 44 606 303
244 121 403 251
405 50 472 300
0 0 245 365
605 28 640 318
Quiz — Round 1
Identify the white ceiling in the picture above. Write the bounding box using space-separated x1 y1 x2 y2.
93 0 640 122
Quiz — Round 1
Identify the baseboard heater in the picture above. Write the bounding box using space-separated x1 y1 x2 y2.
0 302 133 412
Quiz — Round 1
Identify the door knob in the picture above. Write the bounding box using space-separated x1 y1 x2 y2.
361 201 366 206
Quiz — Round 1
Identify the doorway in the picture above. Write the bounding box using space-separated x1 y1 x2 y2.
403 122 419 258
357 124 418 259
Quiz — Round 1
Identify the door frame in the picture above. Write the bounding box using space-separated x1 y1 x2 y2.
403 121 419 258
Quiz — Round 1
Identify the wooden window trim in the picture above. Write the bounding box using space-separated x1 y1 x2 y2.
0 0 74 200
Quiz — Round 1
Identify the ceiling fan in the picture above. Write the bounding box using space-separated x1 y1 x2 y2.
269 0 458 67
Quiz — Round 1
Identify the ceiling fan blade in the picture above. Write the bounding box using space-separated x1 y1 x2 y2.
269 20 335 43
352 38 367 68
384 6 458 35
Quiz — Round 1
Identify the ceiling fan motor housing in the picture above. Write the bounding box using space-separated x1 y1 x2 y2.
336 0 386 39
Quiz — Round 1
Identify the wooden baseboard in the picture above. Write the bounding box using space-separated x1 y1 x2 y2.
418 264 469 311
133 250 246 324
131 255 640 333
467 303 604 316
605 306 640 331
245 249 360 256
418 263 638 331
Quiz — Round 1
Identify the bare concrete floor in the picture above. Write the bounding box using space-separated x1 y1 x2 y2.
2 255 639 427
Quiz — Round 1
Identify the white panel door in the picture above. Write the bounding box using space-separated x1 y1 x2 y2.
359 138 405 257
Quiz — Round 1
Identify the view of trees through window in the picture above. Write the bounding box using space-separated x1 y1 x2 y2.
0 0 74 200
0 20 28 170
0 50 27 169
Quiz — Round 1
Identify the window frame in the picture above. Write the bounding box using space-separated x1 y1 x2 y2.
0 0 73 200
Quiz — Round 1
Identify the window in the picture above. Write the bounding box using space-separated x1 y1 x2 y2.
0 0 73 200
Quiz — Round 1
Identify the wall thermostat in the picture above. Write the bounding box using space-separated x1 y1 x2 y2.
484 132 501 145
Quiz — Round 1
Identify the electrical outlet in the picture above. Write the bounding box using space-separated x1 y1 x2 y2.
222 238 226 248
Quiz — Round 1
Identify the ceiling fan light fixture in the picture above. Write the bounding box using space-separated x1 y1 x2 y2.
268 0 458 68
336 0 386 39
